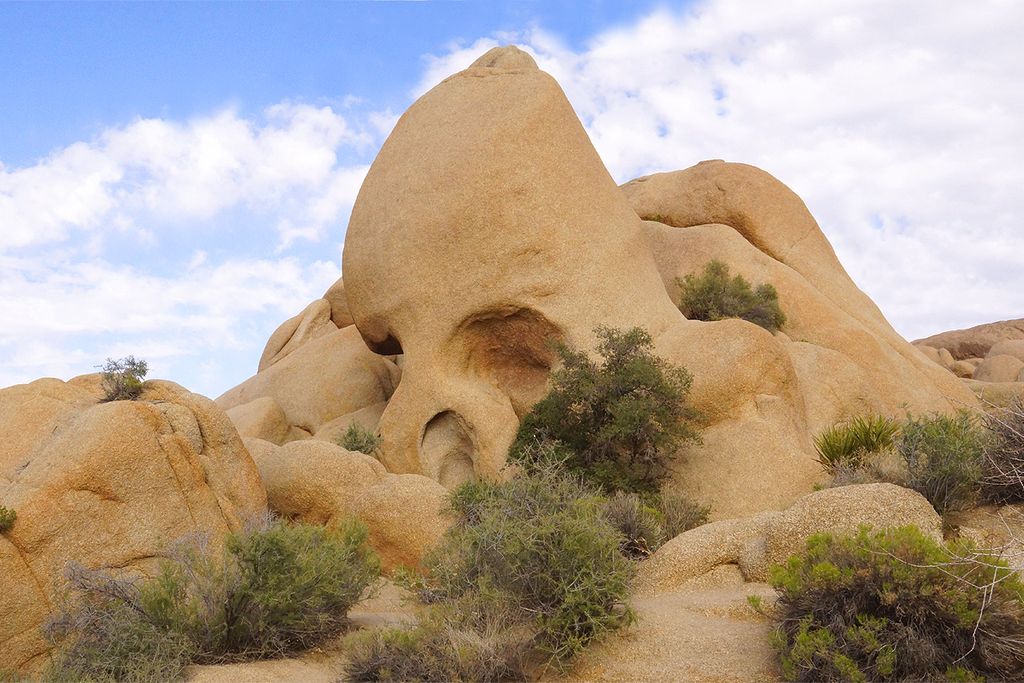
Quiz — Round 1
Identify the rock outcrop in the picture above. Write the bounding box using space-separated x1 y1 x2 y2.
0 376 267 673
217 325 400 444
637 483 942 596
245 438 450 571
330 45 975 518
915 318 1024 361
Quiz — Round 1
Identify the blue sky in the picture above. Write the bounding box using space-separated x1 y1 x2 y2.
0 2 664 165
2 0 1023 398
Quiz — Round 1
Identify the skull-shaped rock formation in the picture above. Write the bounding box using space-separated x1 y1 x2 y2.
222 45 975 519
338 45 976 516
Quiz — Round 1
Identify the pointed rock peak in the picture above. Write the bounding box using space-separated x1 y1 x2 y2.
469 45 538 70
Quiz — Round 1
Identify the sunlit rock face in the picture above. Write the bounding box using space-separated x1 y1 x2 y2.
223 45 975 520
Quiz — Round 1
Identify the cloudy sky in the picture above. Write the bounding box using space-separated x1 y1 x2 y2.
2 0 1022 397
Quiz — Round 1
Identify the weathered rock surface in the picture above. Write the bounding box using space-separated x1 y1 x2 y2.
974 354 1024 383
0 376 267 673
218 325 401 444
915 318 1024 360
638 483 941 595
562 566 779 683
246 438 450 571
950 359 977 378
964 378 1024 406
988 339 1024 364
331 45 975 518
948 504 1024 573
323 276 354 329
258 299 336 372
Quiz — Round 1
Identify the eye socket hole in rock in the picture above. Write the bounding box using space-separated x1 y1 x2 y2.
456 306 563 418
420 411 477 489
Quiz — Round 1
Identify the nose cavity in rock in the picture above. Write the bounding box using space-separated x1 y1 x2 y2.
421 411 477 489
457 306 563 418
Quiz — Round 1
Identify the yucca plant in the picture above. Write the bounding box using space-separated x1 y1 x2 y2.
814 415 899 474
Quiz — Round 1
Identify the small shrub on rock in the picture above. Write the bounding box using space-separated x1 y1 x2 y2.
981 397 1024 504
676 259 786 333
338 424 382 457
99 355 149 402
48 518 379 681
897 411 987 514
510 326 699 496
768 526 1024 682
0 505 15 533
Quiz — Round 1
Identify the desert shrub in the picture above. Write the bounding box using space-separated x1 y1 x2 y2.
656 489 710 538
48 519 379 680
602 492 665 559
99 355 148 401
46 572 197 683
981 397 1024 504
338 424 382 457
676 259 786 333
601 490 709 559
427 466 634 663
345 465 633 680
814 415 899 475
0 505 15 533
344 612 532 682
897 411 988 514
510 326 699 496
768 526 1024 682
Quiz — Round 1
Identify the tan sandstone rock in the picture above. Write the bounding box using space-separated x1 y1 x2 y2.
224 395 301 444
337 45 976 519
638 483 941 595
915 318 1024 360
0 377 266 673
562 569 780 683
965 379 1024 407
218 325 401 443
973 354 1024 383
988 339 1024 364
246 438 450 571
950 360 977 378
258 298 336 372
323 276 354 329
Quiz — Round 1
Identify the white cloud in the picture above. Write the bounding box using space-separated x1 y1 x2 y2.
420 0 1024 340
0 100 376 395
4 1 1022 398
0 103 373 252
0 254 341 395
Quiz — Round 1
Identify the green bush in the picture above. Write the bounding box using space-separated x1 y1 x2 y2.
344 465 634 680
0 505 15 533
769 526 1024 682
48 518 379 681
676 260 786 333
338 424 383 457
602 492 665 559
814 415 899 474
99 355 149 401
600 490 709 559
656 489 710 539
344 613 531 682
981 397 1024 504
897 411 988 514
427 466 634 663
510 326 699 496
